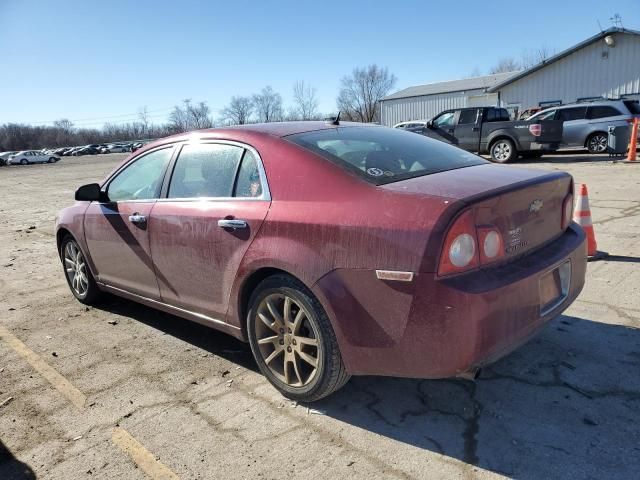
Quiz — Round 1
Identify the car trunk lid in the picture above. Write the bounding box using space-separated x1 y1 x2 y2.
383 164 573 261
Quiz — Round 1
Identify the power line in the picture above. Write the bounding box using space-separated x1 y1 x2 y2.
27 107 175 125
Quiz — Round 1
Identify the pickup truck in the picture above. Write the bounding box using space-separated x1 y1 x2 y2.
419 107 563 163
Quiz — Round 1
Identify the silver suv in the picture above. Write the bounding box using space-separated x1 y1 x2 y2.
528 100 640 153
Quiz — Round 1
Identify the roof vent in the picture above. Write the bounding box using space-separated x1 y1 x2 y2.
604 35 616 47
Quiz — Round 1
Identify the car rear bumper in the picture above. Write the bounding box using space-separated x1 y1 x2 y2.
313 223 587 378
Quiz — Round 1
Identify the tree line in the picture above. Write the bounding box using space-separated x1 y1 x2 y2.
1 65 397 151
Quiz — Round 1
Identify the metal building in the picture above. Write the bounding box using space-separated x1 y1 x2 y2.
491 28 640 114
380 27 640 127
379 72 517 127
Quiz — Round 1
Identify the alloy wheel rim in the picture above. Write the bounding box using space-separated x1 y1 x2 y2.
493 142 511 161
254 293 320 388
590 135 607 152
64 242 89 296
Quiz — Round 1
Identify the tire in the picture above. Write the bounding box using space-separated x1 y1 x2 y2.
60 235 101 305
247 274 350 402
586 132 607 154
20 159 28 165
490 138 517 163
48 157 56 163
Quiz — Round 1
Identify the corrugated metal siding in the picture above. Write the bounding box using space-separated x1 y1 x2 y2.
380 88 489 126
498 32 640 107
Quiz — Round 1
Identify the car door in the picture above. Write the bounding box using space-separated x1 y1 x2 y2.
423 111 457 144
453 108 481 151
83 146 174 298
557 107 588 146
149 142 270 321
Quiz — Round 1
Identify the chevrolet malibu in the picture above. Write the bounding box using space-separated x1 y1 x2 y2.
55 121 587 402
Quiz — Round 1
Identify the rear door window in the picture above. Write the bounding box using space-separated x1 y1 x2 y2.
286 126 485 185
458 109 478 125
587 106 623 119
168 143 243 198
234 150 264 198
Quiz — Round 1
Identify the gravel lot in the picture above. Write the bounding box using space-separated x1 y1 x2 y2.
1 153 639 479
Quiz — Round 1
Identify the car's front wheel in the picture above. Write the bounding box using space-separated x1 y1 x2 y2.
60 236 101 305
20 159 28 165
48 157 56 163
247 274 350 402
490 138 517 163
586 132 607 154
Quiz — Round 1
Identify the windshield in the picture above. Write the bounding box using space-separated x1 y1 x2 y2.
286 126 485 185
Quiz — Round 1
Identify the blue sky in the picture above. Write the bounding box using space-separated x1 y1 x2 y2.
1 0 637 127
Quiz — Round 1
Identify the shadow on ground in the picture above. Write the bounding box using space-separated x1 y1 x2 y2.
93 296 258 373
92 296 640 479
0 440 35 480
314 315 640 479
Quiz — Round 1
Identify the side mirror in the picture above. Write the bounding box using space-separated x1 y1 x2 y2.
426 120 434 128
75 183 107 202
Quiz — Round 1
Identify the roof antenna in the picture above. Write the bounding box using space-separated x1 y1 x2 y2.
326 111 340 126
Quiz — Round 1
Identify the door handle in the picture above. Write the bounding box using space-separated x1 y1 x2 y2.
472 127 480 132
218 219 248 230
128 214 147 224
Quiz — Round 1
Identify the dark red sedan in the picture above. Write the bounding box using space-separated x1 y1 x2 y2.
56 121 587 401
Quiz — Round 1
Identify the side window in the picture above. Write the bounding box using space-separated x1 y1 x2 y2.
587 106 623 119
107 148 173 202
168 143 243 199
558 107 587 121
433 112 455 128
234 150 263 198
458 109 478 125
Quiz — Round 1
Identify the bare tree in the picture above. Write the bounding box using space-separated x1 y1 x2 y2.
220 96 253 125
336 64 396 123
53 118 74 132
521 46 555 69
138 106 150 136
168 99 213 133
291 81 319 120
252 86 283 123
489 57 521 74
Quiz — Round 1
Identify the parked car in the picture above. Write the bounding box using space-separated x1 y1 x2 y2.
56 121 586 402
7 150 59 165
527 99 640 153
73 145 100 156
100 144 129 154
420 107 563 162
393 120 428 132
0 151 17 164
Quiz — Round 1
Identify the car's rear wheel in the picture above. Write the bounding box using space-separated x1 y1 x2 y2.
490 138 516 163
48 157 56 163
586 132 607 154
60 236 101 305
20 159 28 165
247 274 350 402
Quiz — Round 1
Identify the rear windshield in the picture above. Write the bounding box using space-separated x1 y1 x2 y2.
624 100 640 114
286 126 485 185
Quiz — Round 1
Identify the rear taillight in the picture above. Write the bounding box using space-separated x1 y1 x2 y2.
438 210 479 276
529 124 542 136
561 193 574 230
477 227 505 264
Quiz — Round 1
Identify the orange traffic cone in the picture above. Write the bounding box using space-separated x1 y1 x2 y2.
625 117 638 163
573 184 606 261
